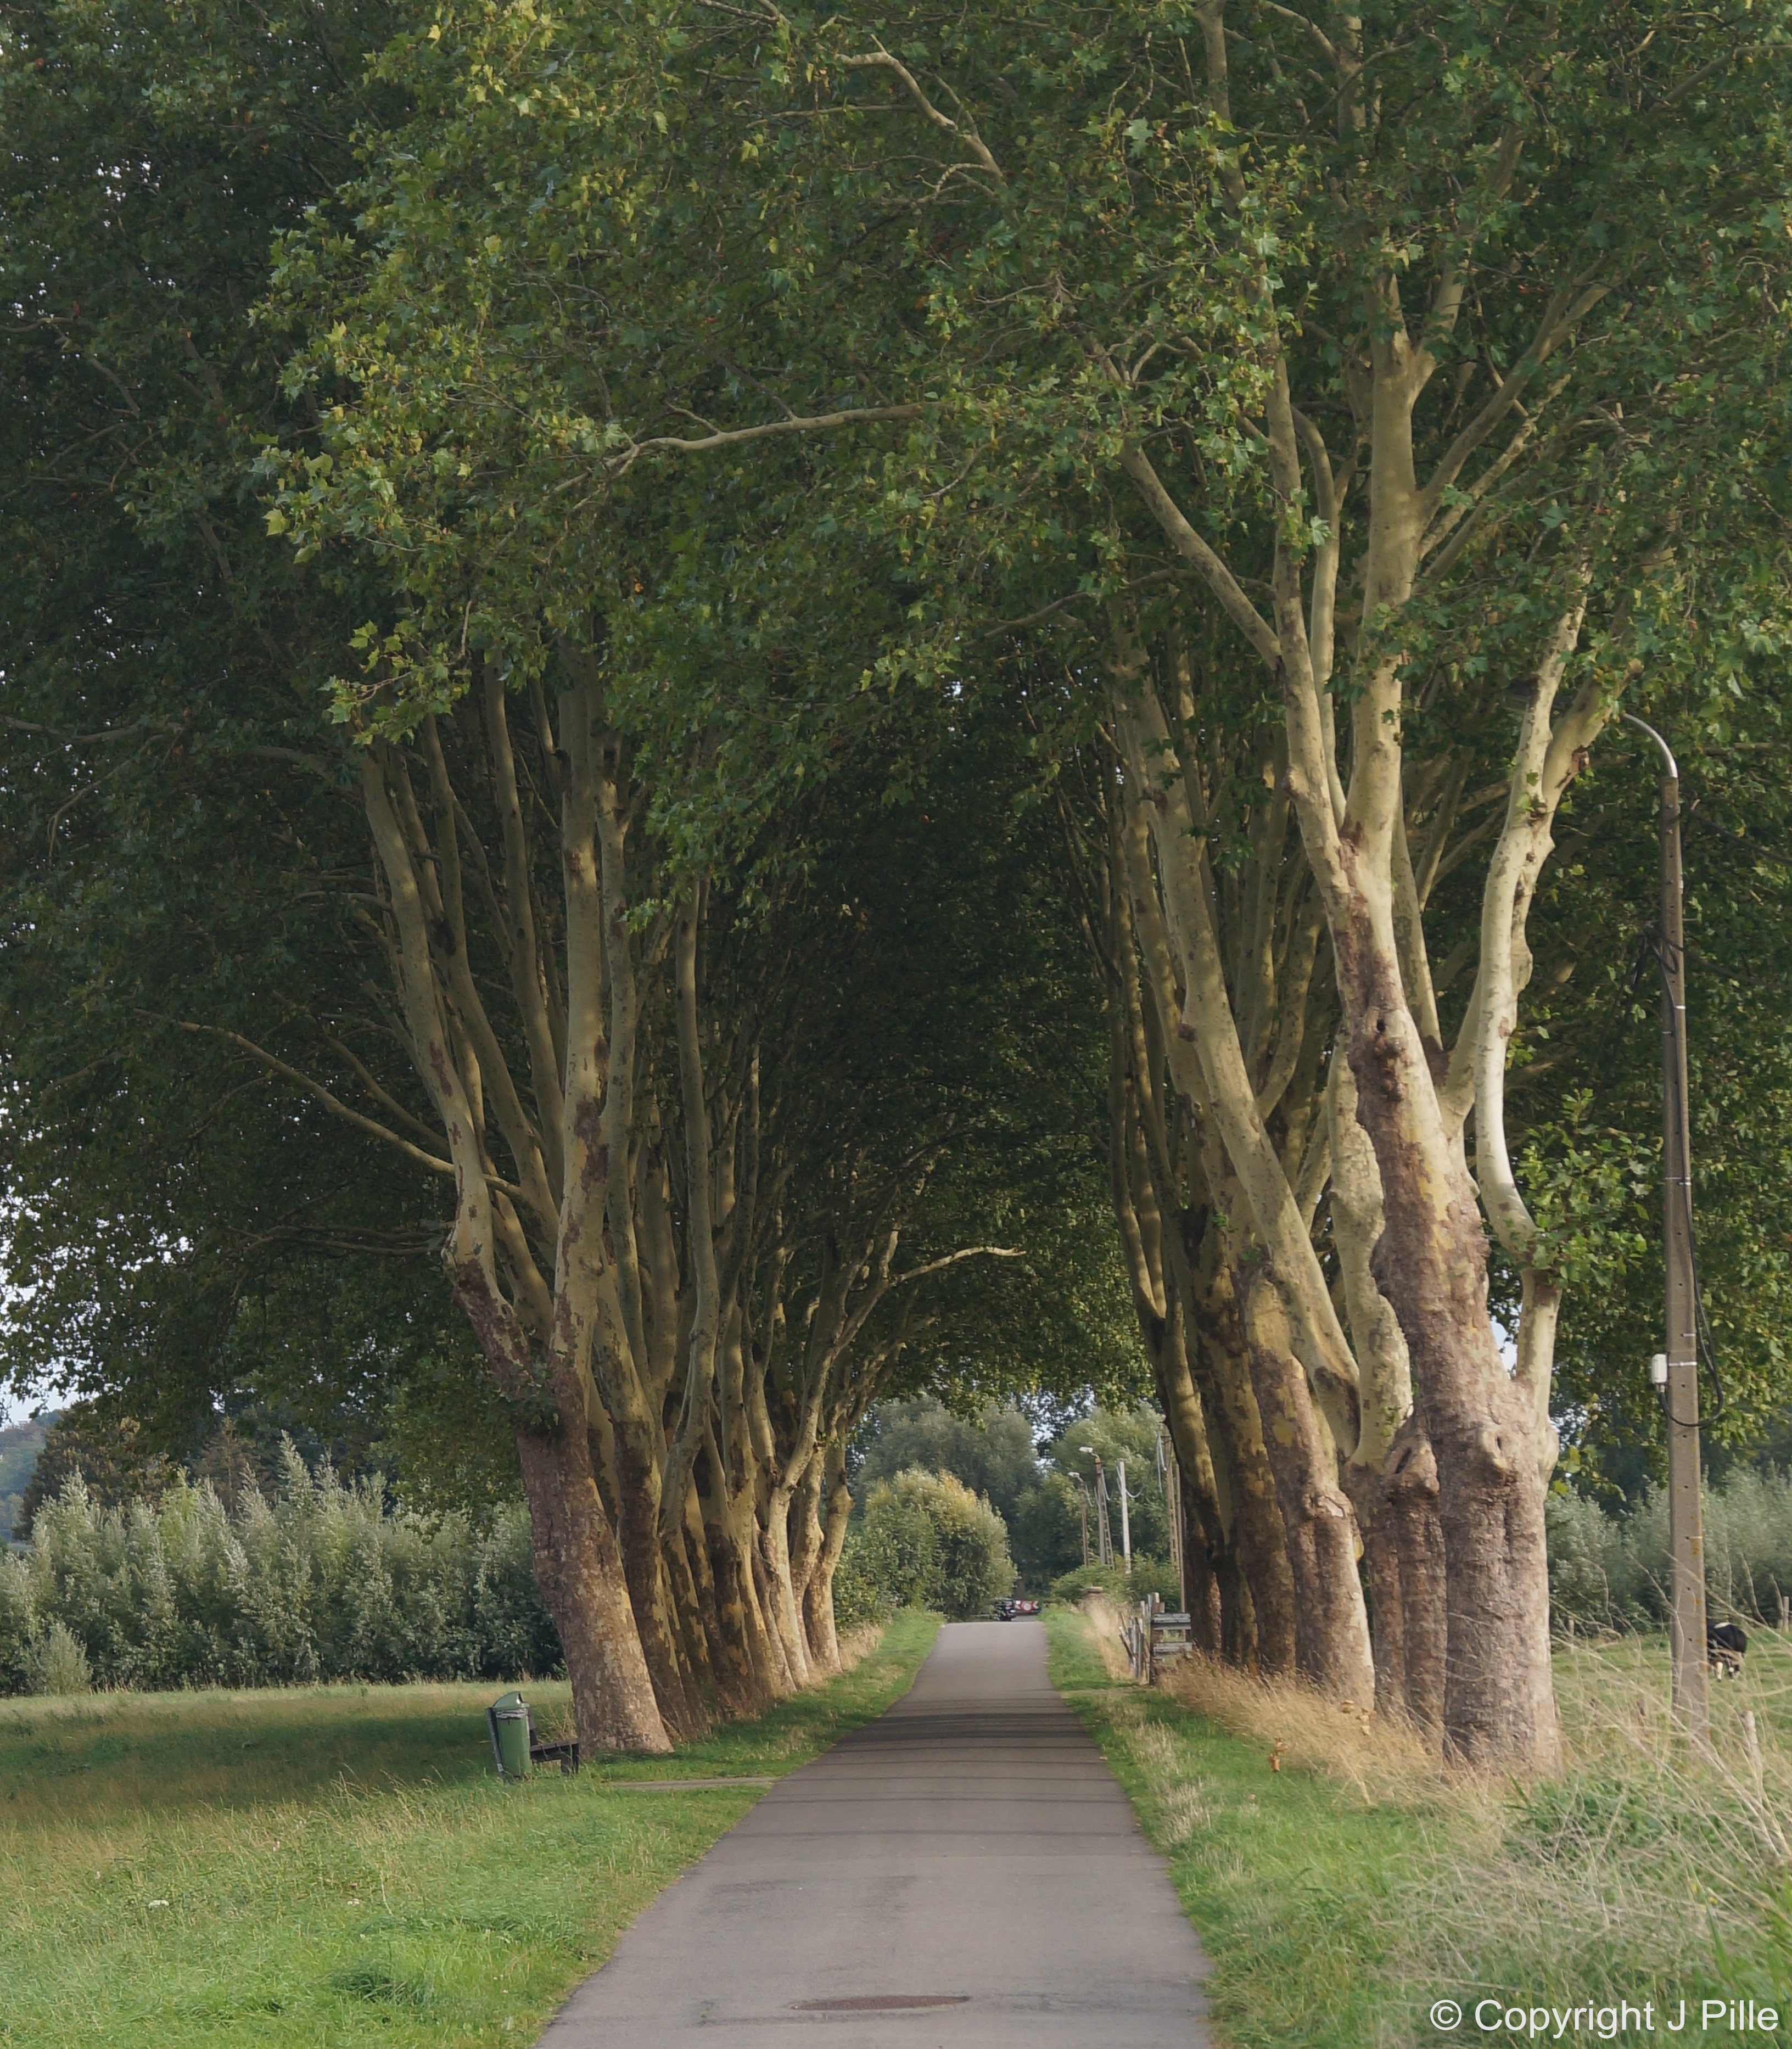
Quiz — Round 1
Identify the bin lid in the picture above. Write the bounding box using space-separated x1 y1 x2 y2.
491 1689 527 1715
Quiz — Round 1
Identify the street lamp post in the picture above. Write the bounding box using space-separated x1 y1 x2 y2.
1623 712 1709 1742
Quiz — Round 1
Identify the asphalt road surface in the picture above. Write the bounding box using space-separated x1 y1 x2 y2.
539 1617 1212 2046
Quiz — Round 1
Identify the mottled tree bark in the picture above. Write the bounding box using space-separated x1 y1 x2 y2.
516 1425 670 1753
612 1431 705 1739
1238 1269 1375 1700
802 1441 852 1670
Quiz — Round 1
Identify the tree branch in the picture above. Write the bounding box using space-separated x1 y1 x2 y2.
150 1015 499 1188
1118 442 1281 667
841 47 1004 178
1416 285 1608 528
611 405 922 474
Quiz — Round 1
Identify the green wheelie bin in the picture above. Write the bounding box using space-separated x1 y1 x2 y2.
487 1690 533 1779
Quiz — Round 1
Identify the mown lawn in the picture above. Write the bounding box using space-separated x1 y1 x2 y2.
0 1610 940 2048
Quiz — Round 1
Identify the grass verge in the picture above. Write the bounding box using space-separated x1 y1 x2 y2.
1047 1603 1792 2047
0 1609 940 2048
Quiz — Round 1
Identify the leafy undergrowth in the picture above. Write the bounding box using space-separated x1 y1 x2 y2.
1047 1605 1792 2048
0 1609 940 2048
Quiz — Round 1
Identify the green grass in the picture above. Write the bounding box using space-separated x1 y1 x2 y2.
1047 1607 1792 2047
1046 1606 1431 2048
0 1610 940 2048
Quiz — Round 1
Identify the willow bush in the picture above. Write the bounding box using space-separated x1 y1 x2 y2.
1549 1470 1792 1632
847 1470 1016 1622
0 1448 559 1693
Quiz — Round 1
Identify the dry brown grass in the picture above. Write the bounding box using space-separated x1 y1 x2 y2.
835 1622 887 1675
1096 1587 1792 1828
1078 1592 1138 1682
1084 1588 1448 1807
1079 1602 1792 2033
1160 1644 1449 1809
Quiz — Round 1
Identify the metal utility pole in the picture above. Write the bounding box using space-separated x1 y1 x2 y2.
1116 1460 1133 1576
1089 1459 1114 1565
1625 712 1709 1742
1082 1449 1113 1567
1078 1476 1090 1567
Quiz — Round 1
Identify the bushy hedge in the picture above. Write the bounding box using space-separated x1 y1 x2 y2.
1046 1558 1183 1609
1549 1469 1792 1632
829 1535 893 1634
847 1468 1015 1621
0 1448 561 1694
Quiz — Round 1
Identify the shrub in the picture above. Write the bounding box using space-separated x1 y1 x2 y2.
0 1545 36 1693
27 1619 91 1697
829 1530 894 1634
1047 1558 1183 1609
854 1469 1015 1620
0 1454 561 1694
1549 1468 1792 1632
852 1398 1041 1529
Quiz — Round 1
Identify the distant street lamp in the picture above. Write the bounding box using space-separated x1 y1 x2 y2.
1623 711 1709 1742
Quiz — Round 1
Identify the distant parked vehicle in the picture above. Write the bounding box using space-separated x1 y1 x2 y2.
992 1597 1040 1620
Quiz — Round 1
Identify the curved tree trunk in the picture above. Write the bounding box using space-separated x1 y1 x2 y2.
1342 1459 1405 1717
664 1511 722 1720
803 1443 851 1670
696 1447 782 1712
749 1536 797 1694
1386 1424 1448 1734
1179 1464 1225 1655
758 1489 814 1690
1152 1314 1229 1656
1345 965 1560 1770
1330 1048 1444 1730
1184 1238 1297 1676
788 1453 840 1675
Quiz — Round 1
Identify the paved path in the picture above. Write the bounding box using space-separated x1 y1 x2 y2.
540 1619 1212 2046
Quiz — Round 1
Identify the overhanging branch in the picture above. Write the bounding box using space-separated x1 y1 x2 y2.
609 405 923 474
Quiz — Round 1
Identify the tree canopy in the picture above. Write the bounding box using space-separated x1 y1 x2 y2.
3 0 1789 1763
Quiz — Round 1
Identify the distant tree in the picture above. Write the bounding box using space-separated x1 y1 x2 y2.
1041 1407 1173 1568
0 1416 52 1543
852 1470 1016 1620
852 1399 1041 1530
1010 1474 1086 1589
14 1404 173 1538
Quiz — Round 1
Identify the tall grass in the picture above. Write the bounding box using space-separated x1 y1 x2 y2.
1064 1598 1792 2046
0 1451 559 1694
